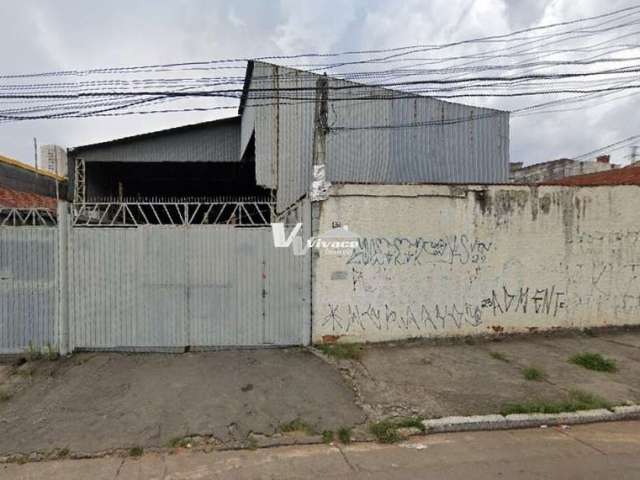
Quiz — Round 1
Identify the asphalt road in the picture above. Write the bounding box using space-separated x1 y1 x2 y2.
3 421 640 479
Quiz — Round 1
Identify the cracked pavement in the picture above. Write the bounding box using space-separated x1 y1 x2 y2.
0 348 365 456
2 421 640 479
1 329 640 460
334 329 640 419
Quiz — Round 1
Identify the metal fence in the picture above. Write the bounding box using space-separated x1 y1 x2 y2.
1 201 310 354
72 200 274 226
0 208 57 227
0 226 58 354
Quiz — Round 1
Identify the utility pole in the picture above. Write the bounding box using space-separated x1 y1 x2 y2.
312 74 329 167
33 137 38 171
630 145 639 165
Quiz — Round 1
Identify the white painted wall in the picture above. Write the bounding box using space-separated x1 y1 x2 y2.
312 184 640 343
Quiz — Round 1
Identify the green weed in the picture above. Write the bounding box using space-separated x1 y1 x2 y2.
523 367 545 381
569 352 617 372
337 427 352 444
128 446 144 457
279 418 316 435
317 343 364 360
369 417 425 444
501 390 611 415
489 351 509 362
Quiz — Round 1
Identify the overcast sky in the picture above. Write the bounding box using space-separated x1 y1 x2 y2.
1 0 639 167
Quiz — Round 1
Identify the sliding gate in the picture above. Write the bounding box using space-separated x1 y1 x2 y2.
68 225 309 350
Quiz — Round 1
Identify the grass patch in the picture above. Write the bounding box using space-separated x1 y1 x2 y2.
246 436 258 450
279 418 316 435
25 342 43 362
337 427 352 444
128 446 144 457
317 343 364 360
489 351 509 362
500 389 611 416
322 430 334 444
523 366 545 381
167 437 190 448
569 352 617 372
369 417 425 444
44 344 60 361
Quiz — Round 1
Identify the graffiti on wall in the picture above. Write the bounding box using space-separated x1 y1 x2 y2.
322 284 568 333
321 301 482 333
482 285 567 318
346 235 492 267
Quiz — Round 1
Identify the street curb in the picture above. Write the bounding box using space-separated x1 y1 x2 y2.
1 406 639 465
422 405 640 433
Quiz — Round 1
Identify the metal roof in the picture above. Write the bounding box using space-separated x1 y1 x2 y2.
240 61 510 211
69 116 242 164
70 116 240 152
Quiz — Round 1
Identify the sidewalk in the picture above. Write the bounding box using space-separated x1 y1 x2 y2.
2 421 640 479
0 328 639 461
323 328 640 421
0 349 365 458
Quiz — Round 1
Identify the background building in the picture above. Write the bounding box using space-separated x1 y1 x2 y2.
510 155 618 183
40 144 68 177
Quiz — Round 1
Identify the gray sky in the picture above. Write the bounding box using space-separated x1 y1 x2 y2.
1 0 639 167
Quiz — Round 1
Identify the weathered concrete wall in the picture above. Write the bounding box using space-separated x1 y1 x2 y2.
312 184 640 343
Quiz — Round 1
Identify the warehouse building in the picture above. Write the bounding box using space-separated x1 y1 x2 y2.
5 60 640 351
4 60 512 353
68 60 510 215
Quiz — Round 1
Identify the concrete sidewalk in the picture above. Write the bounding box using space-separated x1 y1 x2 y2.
0 349 365 457
1 328 639 460
328 329 640 420
3 421 640 479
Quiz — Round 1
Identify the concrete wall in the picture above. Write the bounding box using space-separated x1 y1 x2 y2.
312 184 640 343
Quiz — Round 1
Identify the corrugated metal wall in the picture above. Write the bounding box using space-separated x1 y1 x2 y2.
242 62 510 212
68 226 308 350
0 227 58 354
245 63 315 211
72 117 241 163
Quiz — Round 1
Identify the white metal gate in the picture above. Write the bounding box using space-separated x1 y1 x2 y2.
0 227 58 354
68 226 309 350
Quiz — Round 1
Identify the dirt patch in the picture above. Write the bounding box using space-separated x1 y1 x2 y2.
0 366 9 385
0 349 365 456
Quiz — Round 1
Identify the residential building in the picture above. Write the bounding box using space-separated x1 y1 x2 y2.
509 155 618 183
0 153 66 206
543 162 640 186
0 154 64 225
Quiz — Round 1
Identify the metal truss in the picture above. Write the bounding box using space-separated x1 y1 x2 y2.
0 208 57 226
72 201 275 226
74 158 86 204
274 200 304 226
